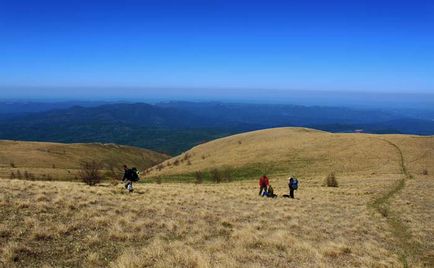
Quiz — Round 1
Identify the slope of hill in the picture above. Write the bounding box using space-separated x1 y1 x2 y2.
0 140 169 181
0 128 432 267
146 127 434 181
142 127 434 266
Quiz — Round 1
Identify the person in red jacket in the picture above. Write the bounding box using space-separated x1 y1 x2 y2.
259 174 270 196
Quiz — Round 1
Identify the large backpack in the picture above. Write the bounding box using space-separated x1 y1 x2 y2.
290 178 299 190
130 167 140 182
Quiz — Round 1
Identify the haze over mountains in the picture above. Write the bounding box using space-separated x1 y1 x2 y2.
0 101 433 155
3 88 434 109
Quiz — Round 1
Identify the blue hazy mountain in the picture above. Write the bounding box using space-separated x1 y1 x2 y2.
0 102 432 155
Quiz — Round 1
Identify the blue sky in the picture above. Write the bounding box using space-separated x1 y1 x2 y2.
0 0 433 97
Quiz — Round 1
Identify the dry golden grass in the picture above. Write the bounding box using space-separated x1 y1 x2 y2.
0 140 169 181
385 135 434 176
147 128 433 180
389 175 434 266
0 128 433 267
0 173 432 267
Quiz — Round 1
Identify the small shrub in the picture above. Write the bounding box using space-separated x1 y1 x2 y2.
201 155 206 160
173 159 180 166
422 169 428 175
222 167 233 182
155 176 162 184
378 205 388 217
10 162 16 168
2 242 33 264
187 160 192 166
31 225 54 241
78 161 103 186
238 140 242 145
156 164 164 171
16 170 22 180
325 172 338 187
0 224 11 238
194 171 203 184
211 168 222 183
183 153 191 161
52 164 56 169
10 172 15 179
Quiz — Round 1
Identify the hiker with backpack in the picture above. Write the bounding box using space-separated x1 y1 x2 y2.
259 174 270 196
122 165 140 192
288 177 298 198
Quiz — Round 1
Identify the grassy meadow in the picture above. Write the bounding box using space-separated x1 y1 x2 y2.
1 174 432 267
0 128 433 267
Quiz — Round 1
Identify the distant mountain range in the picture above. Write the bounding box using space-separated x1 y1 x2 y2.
0 101 107 115
0 101 433 155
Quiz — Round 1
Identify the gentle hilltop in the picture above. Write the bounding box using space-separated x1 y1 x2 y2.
0 140 169 181
146 127 433 182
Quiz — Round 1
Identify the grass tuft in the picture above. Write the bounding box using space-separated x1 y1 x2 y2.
325 172 338 187
194 171 203 184
210 168 221 183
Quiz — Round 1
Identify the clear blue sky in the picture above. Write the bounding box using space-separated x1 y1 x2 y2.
1 0 433 97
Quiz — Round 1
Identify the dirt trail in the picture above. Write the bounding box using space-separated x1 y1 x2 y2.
371 139 419 267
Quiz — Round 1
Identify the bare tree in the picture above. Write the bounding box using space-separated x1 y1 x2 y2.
222 167 234 182
211 168 222 183
78 161 103 186
195 171 203 184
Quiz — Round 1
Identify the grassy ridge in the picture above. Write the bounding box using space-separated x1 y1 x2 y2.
0 140 169 181
146 127 434 182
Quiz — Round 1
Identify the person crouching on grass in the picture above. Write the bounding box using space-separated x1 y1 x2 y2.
259 174 269 196
265 185 277 198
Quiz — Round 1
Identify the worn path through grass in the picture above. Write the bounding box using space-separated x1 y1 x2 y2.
371 139 420 267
